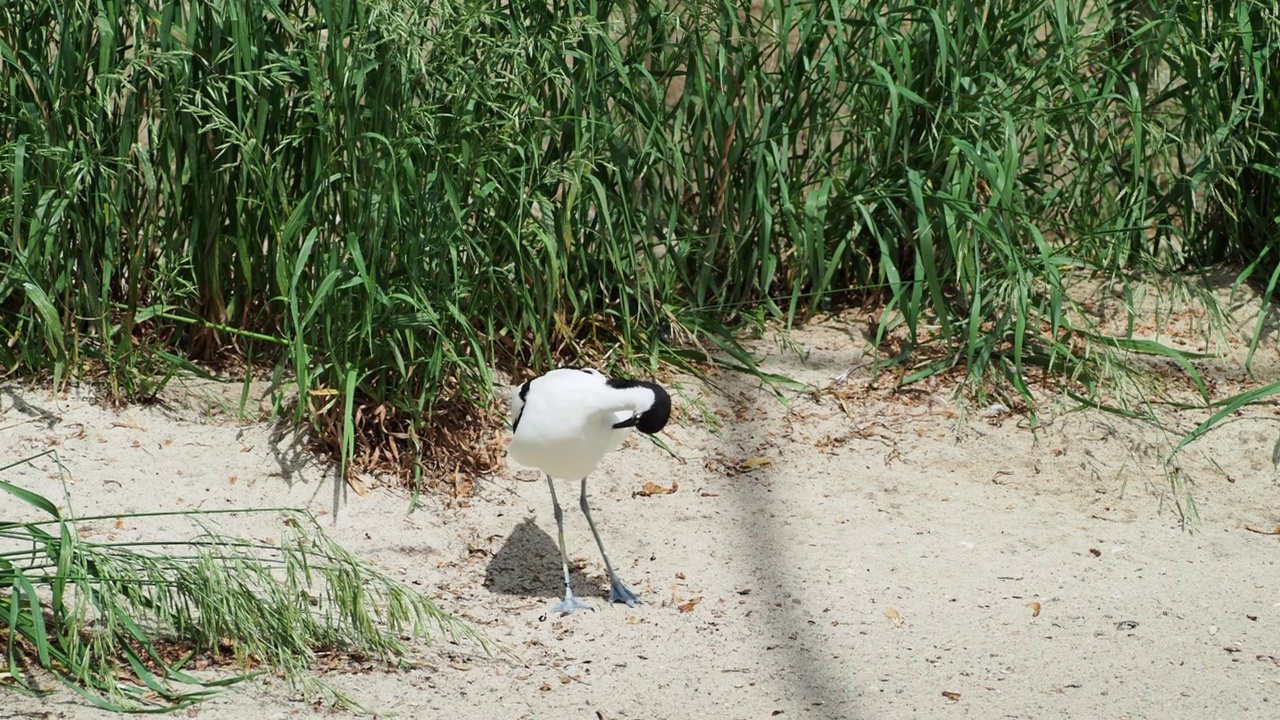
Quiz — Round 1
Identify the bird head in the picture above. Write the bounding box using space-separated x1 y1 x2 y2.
608 378 671 434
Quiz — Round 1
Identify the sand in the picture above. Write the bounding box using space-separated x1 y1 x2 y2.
2 307 1280 720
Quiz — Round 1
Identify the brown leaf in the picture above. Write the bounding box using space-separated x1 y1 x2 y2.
346 475 369 496
636 481 678 497
1025 601 1041 617
677 597 703 613
942 691 961 701
884 608 904 628
741 456 772 471
1244 524 1280 535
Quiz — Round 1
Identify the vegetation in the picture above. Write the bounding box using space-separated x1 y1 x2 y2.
1 451 484 710
1 0 1277 450
0 0 1277 705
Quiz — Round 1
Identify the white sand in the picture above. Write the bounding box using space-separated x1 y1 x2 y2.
3 311 1280 719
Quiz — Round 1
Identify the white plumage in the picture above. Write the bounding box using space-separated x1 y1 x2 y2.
506 367 672 613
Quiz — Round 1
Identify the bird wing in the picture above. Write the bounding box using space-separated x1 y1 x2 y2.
509 382 528 431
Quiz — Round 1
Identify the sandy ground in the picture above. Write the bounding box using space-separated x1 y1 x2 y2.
3 299 1280 720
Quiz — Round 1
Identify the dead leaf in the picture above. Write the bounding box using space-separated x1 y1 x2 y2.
884 608 904 628
942 691 961 701
1244 524 1280 535
741 456 772 471
1025 601 1041 617
677 597 703 613
636 481 678 497
346 475 369 496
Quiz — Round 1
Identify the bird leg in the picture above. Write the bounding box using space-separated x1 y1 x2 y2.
546 475 592 614
580 477 642 607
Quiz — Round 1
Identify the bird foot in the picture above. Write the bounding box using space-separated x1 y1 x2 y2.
608 578 642 607
552 595 594 614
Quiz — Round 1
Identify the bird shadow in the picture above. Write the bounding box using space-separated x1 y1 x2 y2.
483 517 609 601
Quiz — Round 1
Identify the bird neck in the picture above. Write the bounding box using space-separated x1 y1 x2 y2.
608 380 670 434
612 385 656 414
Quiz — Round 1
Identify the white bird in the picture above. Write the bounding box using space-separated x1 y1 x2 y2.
507 367 672 613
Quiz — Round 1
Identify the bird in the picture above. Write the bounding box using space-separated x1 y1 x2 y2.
506 367 672 614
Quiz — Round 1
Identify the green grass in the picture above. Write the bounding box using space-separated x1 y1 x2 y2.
0 0 1276 492
1 451 485 711
2 0 1277 432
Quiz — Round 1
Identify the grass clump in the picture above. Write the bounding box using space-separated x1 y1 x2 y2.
0 0 1276 469
1 451 484 711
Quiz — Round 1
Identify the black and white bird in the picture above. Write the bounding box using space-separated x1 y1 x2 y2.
507 367 672 613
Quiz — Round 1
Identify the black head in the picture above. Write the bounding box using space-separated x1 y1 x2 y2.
608 377 671 434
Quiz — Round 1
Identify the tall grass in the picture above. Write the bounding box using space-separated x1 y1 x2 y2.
0 0 1277 466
